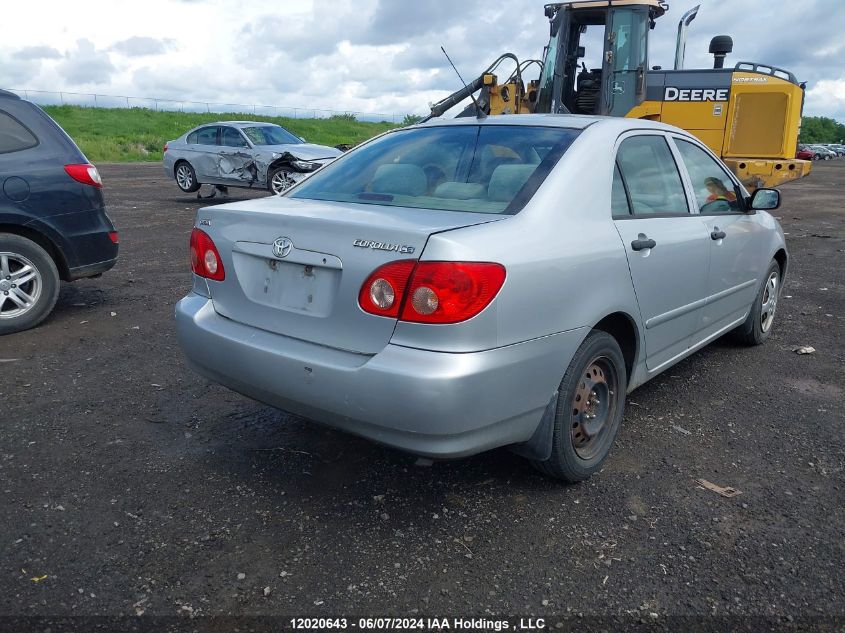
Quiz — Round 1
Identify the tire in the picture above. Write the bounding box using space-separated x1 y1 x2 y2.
812 154 820 161
732 259 780 346
174 161 200 193
531 330 627 482
824 155 831 161
267 166 296 195
0 233 61 335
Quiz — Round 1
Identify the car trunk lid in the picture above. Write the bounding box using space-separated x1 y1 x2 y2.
198 196 502 354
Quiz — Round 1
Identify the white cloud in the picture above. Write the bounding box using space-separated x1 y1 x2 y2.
0 0 842 121
57 39 115 86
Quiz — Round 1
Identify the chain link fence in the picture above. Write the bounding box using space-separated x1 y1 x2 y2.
5 88 405 123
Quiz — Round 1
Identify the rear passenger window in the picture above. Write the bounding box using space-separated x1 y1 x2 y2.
616 136 688 215
612 164 630 217
0 110 38 154
187 131 198 144
195 127 218 146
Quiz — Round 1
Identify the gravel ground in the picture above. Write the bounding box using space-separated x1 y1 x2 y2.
1 162 843 630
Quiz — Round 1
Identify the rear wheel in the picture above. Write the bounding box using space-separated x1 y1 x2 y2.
0 234 61 335
175 161 200 193
732 259 780 346
531 330 627 482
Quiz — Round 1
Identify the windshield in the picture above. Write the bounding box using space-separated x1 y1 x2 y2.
242 125 303 146
290 125 580 214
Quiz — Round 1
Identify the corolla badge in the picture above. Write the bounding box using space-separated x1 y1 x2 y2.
272 237 293 259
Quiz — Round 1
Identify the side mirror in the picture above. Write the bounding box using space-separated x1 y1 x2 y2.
749 188 780 211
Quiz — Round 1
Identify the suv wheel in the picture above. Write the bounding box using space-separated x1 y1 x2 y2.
175 161 201 193
0 234 61 335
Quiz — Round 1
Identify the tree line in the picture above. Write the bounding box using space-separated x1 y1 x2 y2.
800 116 845 144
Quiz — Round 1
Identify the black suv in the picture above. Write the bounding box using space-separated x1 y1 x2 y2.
0 89 118 334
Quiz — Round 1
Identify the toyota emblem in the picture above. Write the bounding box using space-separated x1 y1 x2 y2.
272 237 293 259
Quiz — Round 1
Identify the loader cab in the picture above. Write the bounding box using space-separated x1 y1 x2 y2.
536 0 665 116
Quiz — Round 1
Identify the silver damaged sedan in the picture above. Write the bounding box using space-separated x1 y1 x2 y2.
175 115 787 481
163 121 342 196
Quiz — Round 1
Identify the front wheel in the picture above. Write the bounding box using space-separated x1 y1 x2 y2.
268 167 296 195
531 330 627 482
732 259 780 346
0 234 61 335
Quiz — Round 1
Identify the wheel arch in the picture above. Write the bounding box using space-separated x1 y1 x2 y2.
592 311 640 383
773 247 788 281
0 223 71 281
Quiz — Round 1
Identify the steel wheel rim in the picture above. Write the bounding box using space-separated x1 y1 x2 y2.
570 356 619 460
271 171 293 195
760 271 779 333
176 165 193 190
0 252 42 319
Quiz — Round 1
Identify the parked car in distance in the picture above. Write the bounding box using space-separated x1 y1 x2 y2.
808 144 837 160
823 144 845 156
163 122 343 196
0 89 118 334
796 147 815 161
176 115 787 482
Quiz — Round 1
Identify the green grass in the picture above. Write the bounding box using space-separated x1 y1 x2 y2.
42 105 399 163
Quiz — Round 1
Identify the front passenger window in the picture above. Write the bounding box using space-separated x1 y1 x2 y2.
221 127 247 148
675 139 743 214
616 136 689 216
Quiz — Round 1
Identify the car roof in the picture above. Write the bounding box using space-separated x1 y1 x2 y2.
414 113 690 136
190 121 280 128
0 89 21 100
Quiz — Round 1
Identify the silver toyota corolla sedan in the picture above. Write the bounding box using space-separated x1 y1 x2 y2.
163 121 342 195
175 114 786 482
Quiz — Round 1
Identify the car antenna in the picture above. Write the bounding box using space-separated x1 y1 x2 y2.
441 46 487 120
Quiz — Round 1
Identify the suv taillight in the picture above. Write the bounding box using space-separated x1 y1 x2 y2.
359 261 506 324
64 164 103 188
190 228 225 281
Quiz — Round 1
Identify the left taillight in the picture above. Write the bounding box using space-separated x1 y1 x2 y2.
163 143 169 153
64 164 103 188
190 228 225 281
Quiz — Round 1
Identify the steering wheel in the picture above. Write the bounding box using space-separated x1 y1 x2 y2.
700 199 732 214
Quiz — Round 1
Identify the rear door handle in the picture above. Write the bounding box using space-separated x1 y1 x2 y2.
711 228 727 240
631 235 657 251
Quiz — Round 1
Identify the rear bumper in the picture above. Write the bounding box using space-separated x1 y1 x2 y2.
723 158 811 189
175 293 586 458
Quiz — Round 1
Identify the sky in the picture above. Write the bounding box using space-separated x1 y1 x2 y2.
1 0 844 122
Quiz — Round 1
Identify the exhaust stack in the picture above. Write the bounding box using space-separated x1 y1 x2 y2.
674 4 700 70
709 35 734 69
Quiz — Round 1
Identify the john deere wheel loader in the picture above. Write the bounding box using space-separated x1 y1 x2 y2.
426 0 809 189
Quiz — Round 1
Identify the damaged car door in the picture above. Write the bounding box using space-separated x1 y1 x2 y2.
218 126 259 186
190 126 222 182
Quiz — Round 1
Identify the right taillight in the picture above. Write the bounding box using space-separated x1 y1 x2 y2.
359 260 506 324
190 228 225 281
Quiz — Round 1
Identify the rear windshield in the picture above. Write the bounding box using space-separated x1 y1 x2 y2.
243 125 303 146
290 125 580 214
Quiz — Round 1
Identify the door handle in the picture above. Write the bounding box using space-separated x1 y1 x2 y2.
711 228 727 240
631 235 657 251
